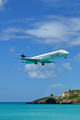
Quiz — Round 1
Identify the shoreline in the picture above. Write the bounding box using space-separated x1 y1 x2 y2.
26 97 80 104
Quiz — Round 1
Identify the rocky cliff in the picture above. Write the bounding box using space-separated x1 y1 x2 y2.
26 97 80 104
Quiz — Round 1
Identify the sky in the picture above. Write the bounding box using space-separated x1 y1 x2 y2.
0 0 80 102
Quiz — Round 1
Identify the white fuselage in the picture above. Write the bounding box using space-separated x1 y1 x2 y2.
21 49 69 65
31 50 69 60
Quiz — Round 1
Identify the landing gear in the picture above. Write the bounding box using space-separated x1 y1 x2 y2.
65 56 67 58
35 62 37 65
42 63 44 65
34 62 44 65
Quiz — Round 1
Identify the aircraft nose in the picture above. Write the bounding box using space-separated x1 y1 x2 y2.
66 51 69 55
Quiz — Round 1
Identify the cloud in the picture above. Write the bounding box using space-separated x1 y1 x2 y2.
57 67 63 72
42 0 80 9
46 83 66 96
1 16 80 48
47 84 65 90
62 62 72 71
14 61 72 79
42 0 63 7
23 62 72 78
26 22 65 39
13 65 23 72
25 16 80 47
0 0 8 10
8 18 36 24
24 63 57 78
10 46 15 52
0 27 30 40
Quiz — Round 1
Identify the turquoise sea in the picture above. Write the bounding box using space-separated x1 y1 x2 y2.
0 103 80 120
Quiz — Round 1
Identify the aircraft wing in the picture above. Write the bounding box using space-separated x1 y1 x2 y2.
11 56 55 64
11 56 23 59
11 56 42 62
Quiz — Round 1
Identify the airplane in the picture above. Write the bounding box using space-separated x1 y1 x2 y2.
12 49 69 65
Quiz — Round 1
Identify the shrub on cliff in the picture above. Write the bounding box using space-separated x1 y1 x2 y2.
50 94 53 97
69 94 79 99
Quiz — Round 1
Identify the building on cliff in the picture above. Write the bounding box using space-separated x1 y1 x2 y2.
61 91 70 97
61 90 80 97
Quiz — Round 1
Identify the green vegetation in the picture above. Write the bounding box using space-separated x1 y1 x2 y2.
69 89 71 92
63 95 68 99
77 90 79 93
44 97 50 98
69 94 80 99
72 90 74 92
50 94 53 97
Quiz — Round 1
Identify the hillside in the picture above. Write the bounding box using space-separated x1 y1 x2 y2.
26 97 80 104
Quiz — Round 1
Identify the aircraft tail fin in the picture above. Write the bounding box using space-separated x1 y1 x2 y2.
21 54 27 58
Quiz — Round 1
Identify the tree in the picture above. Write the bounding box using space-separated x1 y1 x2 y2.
72 90 74 92
50 94 53 97
69 89 71 92
77 90 79 93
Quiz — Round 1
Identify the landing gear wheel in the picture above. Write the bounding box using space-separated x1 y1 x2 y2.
35 62 37 65
42 63 44 65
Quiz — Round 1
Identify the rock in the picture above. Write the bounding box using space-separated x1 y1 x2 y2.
59 99 73 104
43 98 56 104
26 97 56 104
72 99 80 104
26 97 80 104
55 97 63 104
